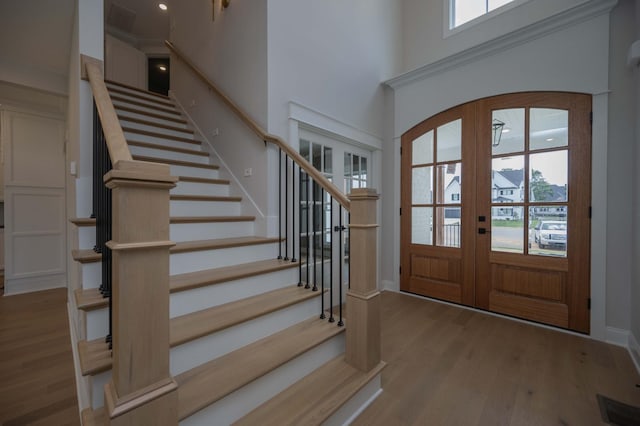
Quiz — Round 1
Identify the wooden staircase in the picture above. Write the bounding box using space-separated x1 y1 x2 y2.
72 80 382 425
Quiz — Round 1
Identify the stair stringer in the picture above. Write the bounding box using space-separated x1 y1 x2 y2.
170 94 273 238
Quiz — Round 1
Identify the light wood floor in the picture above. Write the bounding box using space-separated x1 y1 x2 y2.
0 288 80 425
354 291 640 425
1 288 638 425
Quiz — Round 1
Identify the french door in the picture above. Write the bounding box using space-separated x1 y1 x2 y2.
400 92 591 333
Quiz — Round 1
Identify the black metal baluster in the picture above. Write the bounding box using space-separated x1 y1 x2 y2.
312 181 318 292
284 156 289 261
347 212 351 289
328 195 335 323
292 162 297 263
298 168 303 286
338 205 344 327
278 148 282 259
320 188 325 319
305 174 311 290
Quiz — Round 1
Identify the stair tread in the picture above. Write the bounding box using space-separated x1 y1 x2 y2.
172 285 320 346
176 315 345 421
72 249 101 264
171 215 254 223
106 79 170 100
76 258 299 311
118 114 194 135
75 288 106 311
171 236 281 254
81 407 106 426
133 155 218 169
108 85 174 107
170 194 242 202
77 286 323 376
73 236 279 263
69 217 96 226
235 357 386 426
172 258 299 293
124 128 200 144
115 104 187 124
78 339 111 375
128 140 209 157
110 95 181 116
178 176 229 185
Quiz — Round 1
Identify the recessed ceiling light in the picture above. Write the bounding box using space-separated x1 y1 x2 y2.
158 65 167 71
158 3 168 11
546 138 554 142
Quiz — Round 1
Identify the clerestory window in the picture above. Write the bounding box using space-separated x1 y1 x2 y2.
448 0 524 31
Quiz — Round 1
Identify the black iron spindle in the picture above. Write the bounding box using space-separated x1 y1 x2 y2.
298 168 303 287
337 204 344 327
320 188 326 319
292 162 297 263
347 212 351 289
305 174 311 290
277 148 282 259
312 181 318 292
328 195 335 323
284 156 289 261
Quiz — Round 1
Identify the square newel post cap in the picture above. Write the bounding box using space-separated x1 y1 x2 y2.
348 188 379 200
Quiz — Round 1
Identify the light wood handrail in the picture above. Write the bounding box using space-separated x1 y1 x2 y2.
165 41 351 210
83 57 133 163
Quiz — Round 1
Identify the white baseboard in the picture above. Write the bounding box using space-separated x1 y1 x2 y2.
381 280 398 292
605 326 630 348
629 332 640 375
4 274 66 295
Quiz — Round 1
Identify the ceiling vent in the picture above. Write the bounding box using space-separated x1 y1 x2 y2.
107 2 136 34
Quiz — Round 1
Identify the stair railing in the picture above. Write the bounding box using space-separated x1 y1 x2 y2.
81 55 179 424
165 42 382 373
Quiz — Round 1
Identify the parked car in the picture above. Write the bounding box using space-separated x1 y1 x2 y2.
533 220 567 249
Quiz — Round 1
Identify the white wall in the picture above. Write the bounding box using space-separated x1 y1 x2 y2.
402 0 593 73
105 34 147 89
606 0 635 335
267 0 402 142
168 0 271 226
384 3 615 339
631 2 640 364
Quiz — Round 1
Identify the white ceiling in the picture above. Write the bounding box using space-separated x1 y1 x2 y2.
0 0 167 94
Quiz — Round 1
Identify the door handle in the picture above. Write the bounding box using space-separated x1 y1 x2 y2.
478 228 490 234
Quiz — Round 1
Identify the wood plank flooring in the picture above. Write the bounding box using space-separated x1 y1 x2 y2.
0 288 80 425
353 291 640 426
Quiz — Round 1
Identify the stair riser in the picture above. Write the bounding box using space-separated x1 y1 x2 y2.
179 334 345 426
78 227 95 250
120 119 195 140
85 308 109 341
112 99 179 119
90 371 111 409
81 262 101 290
169 165 220 180
123 130 198 148
108 89 175 110
170 221 254 243
129 145 209 165
171 298 323 376
170 200 241 217
107 83 171 101
172 181 230 197
170 268 299 318
170 243 279 275
115 108 188 129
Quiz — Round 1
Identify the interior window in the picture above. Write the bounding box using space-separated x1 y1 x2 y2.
450 0 517 29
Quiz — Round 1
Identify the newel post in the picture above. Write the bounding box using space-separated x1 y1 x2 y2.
345 188 381 372
103 160 179 425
